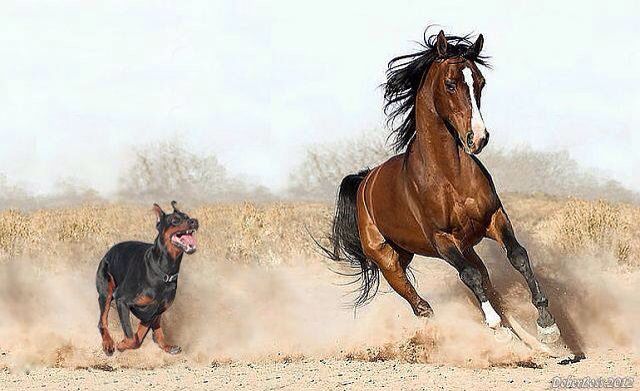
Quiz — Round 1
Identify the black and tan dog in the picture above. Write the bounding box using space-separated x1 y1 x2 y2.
96 201 198 355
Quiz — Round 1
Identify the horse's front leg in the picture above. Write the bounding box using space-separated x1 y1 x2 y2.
433 233 500 328
487 208 560 343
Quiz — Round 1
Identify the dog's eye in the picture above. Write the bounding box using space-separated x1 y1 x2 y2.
171 217 181 225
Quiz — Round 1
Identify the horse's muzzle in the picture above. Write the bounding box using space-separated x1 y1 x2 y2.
465 130 489 154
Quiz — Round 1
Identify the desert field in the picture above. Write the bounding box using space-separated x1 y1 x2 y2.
0 194 638 390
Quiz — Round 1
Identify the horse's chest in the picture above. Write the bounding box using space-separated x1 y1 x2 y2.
450 196 492 243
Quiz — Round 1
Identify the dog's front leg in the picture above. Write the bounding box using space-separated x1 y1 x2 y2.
151 315 181 354
115 299 147 351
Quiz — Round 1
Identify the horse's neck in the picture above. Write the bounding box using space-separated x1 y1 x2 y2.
411 94 465 179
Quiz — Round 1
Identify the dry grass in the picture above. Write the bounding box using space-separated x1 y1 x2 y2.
0 195 637 268
537 198 639 267
0 202 332 265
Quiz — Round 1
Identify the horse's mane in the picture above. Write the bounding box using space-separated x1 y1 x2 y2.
383 30 490 152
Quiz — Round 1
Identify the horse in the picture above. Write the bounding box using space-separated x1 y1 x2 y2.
325 30 561 344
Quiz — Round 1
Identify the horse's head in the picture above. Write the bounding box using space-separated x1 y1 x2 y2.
428 31 489 155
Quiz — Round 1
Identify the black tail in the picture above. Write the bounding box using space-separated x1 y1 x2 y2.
318 169 380 307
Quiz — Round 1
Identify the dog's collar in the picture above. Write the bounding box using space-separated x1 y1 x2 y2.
146 248 180 284
163 273 179 283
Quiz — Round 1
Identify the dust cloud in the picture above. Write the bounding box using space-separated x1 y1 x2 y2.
0 238 636 370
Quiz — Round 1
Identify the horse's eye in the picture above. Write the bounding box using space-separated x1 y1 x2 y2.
445 80 456 92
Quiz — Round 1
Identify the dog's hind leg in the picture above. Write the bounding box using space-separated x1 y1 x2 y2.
151 315 181 355
96 260 115 356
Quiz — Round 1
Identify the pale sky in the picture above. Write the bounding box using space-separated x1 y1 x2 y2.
1 1 638 195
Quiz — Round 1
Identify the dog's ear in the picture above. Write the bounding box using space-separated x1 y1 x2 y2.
171 200 179 213
153 203 165 224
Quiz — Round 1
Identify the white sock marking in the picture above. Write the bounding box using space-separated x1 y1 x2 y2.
481 301 501 328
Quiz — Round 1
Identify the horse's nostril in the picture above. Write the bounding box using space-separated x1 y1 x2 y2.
466 132 474 148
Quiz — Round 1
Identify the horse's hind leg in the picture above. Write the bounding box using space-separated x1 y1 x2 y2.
371 244 432 317
487 209 559 343
360 229 431 316
357 187 431 317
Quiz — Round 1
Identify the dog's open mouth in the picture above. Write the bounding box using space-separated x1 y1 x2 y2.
171 229 197 254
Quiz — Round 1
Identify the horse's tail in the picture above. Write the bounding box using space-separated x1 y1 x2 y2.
319 168 380 307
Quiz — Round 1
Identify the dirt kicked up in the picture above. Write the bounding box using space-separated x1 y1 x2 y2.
0 197 638 389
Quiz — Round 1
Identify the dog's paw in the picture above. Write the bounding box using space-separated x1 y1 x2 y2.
102 338 115 356
116 338 139 352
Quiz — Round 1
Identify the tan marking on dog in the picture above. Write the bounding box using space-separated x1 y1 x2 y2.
134 294 155 306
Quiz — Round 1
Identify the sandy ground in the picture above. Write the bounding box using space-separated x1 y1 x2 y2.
0 200 638 390
1 352 637 390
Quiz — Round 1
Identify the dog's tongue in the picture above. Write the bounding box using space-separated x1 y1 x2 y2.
179 233 196 247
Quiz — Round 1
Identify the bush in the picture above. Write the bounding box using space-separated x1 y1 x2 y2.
287 131 389 200
538 199 638 266
117 140 273 204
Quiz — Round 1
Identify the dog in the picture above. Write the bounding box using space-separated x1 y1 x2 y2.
96 201 198 355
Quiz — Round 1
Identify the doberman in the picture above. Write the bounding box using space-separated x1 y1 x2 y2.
96 201 198 356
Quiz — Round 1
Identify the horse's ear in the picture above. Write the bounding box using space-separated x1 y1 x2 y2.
153 203 165 223
436 30 448 57
469 34 484 57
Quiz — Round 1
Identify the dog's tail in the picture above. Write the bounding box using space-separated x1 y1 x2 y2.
317 169 379 307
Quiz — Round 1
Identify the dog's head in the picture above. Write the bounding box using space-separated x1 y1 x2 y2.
153 201 199 256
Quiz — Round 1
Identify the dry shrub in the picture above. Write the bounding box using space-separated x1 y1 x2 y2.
0 175 102 210
482 149 638 203
287 130 388 200
117 141 273 204
537 199 639 266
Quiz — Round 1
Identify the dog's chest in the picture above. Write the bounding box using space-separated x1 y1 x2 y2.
133 285 177 321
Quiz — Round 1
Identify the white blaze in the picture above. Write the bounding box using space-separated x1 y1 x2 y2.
481 301 501 328
462 67 487 139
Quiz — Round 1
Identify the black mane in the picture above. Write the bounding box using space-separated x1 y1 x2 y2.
382 30 490 152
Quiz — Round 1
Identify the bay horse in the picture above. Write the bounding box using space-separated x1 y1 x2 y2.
326 30 560 343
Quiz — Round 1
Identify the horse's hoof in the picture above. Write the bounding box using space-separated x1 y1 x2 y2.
166 345 182 355
493 326 514 343
537 323 560 344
